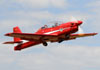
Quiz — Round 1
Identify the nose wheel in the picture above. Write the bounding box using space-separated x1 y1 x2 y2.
43 42 48 46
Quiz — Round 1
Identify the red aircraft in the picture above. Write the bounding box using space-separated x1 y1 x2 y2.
4 18 97 51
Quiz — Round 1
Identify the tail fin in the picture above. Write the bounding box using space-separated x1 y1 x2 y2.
13 26 22 42
3 26 22 44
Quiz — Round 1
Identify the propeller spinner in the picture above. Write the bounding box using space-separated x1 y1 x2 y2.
70 16 84 33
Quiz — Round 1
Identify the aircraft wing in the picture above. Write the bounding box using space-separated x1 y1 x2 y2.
5 33 57 41
70 33 97 39
5 33 97 42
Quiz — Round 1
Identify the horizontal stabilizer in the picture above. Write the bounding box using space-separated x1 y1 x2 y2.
3 41 22 44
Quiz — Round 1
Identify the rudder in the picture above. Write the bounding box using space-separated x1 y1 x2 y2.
13 26 22 42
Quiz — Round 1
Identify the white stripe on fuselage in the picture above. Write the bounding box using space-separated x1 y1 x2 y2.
44 30 60 34
44 27 70 34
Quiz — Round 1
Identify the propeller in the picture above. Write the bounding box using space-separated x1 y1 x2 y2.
70 16 84 33
78 26 84 33
70 16 78 23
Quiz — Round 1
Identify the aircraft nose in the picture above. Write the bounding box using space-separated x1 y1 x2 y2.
77 20 83 25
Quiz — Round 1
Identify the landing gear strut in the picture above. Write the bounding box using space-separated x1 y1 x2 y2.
58 34 70 43
43 42 48 46
58 39 64 43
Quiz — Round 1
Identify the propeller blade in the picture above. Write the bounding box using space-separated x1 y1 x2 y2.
70 16 78 23
78 26 84 33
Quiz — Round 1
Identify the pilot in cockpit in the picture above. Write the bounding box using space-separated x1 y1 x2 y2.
41 25 48 29
55 23 58 27
52 23 58 27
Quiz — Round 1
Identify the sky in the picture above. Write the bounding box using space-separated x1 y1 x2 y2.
0 0 100 70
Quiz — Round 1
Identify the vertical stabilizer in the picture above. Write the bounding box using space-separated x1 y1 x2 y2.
13 26 22 42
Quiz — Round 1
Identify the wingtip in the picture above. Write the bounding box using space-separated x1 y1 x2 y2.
4 33 11 36
93 33 98 35
87 33 98 36
3 42 6 44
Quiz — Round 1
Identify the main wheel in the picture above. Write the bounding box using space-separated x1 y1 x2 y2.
43 42 48 46
58 39 64 43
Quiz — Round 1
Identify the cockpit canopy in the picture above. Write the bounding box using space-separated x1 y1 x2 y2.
41 21 63 29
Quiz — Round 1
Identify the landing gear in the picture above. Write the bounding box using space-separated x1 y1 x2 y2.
58 39 64 43
58 34 70 43
43 42 48 46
